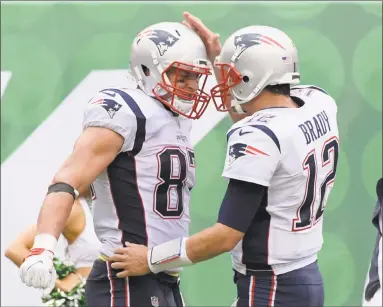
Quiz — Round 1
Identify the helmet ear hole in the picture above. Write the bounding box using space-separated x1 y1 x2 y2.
242 76 250 83
142 65 150 76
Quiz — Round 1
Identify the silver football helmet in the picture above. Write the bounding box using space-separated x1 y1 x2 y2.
211 25 300 113
130 22 212 119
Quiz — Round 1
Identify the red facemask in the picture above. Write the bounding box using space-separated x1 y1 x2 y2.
210 63 242 112
152 61 212 119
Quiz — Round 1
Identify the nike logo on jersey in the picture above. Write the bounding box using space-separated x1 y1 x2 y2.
100 89 117 97
239 129 253 136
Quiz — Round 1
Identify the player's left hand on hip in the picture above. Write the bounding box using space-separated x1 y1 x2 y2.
110 242 150 278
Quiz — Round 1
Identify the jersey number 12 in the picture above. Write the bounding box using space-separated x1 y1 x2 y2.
293 137 339 231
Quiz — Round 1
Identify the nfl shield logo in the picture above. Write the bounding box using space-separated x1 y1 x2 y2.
151 296 159 307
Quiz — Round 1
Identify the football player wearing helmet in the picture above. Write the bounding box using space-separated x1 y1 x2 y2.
110 13 340 307
19 21 212 306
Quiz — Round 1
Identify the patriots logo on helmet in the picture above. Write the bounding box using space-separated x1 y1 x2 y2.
138 29 179 56
234 33 285 58
228 142 269 165
91 98 122 119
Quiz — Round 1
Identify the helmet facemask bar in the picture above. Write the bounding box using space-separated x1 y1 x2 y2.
152 61 212 119
210 63 242 112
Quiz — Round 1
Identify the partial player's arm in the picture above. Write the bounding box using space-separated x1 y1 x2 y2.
36 126 122 241
5 224 36 267
55 267 90 293
5 198 84 266
182 179 267 263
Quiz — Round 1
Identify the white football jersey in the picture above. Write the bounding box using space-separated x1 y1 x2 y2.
223 85 339 275
82 87 195 272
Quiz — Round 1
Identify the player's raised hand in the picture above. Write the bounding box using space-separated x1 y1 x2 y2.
182 11 221 63
110 242 150 278
20 248 57 290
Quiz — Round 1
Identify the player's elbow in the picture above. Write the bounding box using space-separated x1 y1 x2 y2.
215 223 243 252
50 127 122 193
50 139 93 190
51 158 89 196
4 247 13 260
4 246 18 263
221 236 240 252
51 161 81 189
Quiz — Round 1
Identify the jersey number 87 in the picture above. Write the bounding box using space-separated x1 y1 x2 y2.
154 147 195 219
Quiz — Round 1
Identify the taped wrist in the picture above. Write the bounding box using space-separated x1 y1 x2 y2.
147 237 193 274
33 233 57 253
47 182 79 200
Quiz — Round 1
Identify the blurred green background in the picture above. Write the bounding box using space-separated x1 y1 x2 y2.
1 1 382 306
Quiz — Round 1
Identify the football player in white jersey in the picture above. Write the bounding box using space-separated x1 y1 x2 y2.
109 13 340 307
19 21 212 306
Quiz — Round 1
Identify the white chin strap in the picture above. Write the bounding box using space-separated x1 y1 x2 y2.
232 103 246 114
157 89 194 115
172 97 194 115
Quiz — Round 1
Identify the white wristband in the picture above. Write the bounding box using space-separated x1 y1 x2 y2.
147 237 193 274
33 233 57 252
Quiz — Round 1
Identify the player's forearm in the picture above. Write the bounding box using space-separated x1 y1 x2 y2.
5 245 30 267
37 160 83 238
5 224 37 266
147 224 243 274
36 134 110 239
36 192 75 240
185 224 236 263
56 271 86 292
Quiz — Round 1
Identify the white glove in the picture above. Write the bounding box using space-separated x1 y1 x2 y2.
20 233 58 290
42 274 57 298
20 248 57 289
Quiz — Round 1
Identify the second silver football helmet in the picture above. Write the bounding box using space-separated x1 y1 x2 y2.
211 25 300 113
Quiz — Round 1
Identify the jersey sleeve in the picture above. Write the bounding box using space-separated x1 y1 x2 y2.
222 126 282 186
82 88 139 153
